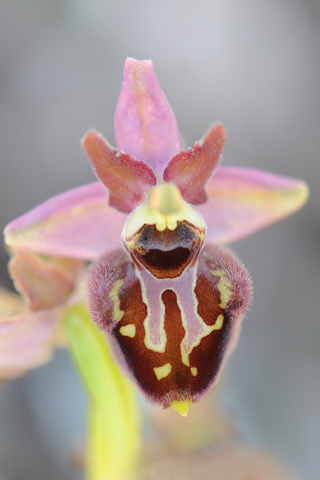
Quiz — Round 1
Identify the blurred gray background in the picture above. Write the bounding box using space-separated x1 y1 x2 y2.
0 0 319 479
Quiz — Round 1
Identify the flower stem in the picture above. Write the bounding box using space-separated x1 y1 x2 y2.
63 303 140 480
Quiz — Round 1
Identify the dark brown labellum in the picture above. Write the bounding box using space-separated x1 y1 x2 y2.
87 243 252 413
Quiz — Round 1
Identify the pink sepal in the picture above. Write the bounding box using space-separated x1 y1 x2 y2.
4 183 126 260
197 166 309 244
115 58 181 176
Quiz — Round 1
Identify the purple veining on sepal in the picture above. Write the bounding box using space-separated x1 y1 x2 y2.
115 58 181 177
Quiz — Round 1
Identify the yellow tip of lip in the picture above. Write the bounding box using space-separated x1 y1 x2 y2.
170 399 191 417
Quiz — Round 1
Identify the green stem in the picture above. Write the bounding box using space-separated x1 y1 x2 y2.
63 303 140 480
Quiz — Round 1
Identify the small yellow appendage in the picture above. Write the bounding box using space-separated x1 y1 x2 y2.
170 399 191 417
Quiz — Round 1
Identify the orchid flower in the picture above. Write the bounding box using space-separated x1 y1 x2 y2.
0 57 308 480
2 58 308 419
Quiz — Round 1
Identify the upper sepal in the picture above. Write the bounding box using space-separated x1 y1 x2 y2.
82 131 157 213
115 58 181 176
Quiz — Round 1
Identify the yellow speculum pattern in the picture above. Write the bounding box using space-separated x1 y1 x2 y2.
177 265 224 372
119 324 136 338
211 270 232 308
214 314 224 330
180 311 224 367
153 363 172 380
109 279 125 322
136 268 167 354
137 266 225 381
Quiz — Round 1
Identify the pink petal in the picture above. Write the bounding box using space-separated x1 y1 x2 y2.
0 308 62 379
82 131 156 213
197 167 309 244
115 58 181 176
163 124 226 204
9 254 75 311
4 183 127 260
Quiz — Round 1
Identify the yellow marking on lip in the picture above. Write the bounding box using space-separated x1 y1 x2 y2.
180 312 224 367
177 265 224 368
178 265 225 368
170 399 191 417
211 270 232 309
135 267 167 353
214 314 224 330
119 324 136 338
108 279 124 322
153 363 172 380
190 367 198 376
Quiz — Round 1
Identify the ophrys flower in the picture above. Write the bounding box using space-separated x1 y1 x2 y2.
3 58 308 416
